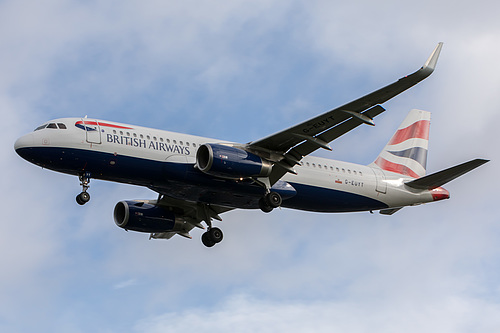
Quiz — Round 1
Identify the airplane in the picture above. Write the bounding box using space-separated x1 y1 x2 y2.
14 42 489 247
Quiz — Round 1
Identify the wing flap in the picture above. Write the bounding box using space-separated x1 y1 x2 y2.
270 105 386 183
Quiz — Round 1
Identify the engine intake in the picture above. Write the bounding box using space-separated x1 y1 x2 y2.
196 143 271 179
114 201 182 233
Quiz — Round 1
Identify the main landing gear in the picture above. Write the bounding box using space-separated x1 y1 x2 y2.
201 227 223 248
76 172 91 205
252 178 283 213
258 191 282 213
199 204 224 248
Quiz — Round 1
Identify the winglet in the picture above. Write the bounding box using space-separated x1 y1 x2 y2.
422 42 443 72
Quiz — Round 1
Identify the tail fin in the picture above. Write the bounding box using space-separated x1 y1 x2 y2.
372 109 430 178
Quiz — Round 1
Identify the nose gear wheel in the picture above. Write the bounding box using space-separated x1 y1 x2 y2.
76 172 91 205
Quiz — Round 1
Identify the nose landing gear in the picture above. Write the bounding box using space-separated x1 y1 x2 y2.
76 172 91 205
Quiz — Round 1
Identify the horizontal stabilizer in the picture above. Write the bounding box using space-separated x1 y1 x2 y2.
405 159 489 190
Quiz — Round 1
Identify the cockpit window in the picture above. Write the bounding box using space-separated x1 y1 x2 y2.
35 122 68 131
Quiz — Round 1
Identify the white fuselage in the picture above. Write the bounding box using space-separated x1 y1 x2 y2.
15 117 447 213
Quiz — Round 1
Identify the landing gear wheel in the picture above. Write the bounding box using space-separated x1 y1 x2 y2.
259 197 273 213
77 173 92 205
208 227 223 243
76 192 90 205
265 191 282 208
201 232 216 247
201 227 223 247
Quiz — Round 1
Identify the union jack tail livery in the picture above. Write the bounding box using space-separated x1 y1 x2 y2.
373 109 430 178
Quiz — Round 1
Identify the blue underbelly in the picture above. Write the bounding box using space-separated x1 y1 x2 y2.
17 146 387 212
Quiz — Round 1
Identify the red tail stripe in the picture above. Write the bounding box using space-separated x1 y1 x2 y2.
388 120 430 145
375 157 420 178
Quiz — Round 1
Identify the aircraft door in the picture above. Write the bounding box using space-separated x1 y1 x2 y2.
372 168 387 194
81 119 102 144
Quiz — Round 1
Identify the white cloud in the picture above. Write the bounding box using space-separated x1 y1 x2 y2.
134 293 500 333
113 278 138 290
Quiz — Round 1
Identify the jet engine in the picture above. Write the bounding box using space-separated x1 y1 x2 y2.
114 201 185 233
196 143 272 179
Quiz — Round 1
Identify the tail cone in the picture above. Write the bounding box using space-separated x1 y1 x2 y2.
431 187 450 201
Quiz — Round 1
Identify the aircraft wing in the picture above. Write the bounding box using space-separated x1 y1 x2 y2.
247 43 443 184
147 188 234 240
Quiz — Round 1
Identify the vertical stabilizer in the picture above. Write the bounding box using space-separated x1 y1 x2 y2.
372 109 430 178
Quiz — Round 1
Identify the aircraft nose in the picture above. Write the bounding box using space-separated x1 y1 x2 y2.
14 133 34 157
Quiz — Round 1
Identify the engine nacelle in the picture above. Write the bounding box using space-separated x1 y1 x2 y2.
196 143 272 179
114 201 183 233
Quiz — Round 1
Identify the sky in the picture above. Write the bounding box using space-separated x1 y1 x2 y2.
1 0 500 332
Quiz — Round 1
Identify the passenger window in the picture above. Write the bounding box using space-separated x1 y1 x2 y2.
153 136 157 141
47 123 57 129
192 143 196 147
147 135 150 140
166 139 170 143
173 140 177 144
133 133 137 138
359 171 363 176
160 137 164 142
57 123 67 129
180 141 183 145
318 165 322 169
353 170 357 175
126 132 130 136
140 134 144 139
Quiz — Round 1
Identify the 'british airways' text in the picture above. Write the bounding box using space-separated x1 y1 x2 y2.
106 134 190 155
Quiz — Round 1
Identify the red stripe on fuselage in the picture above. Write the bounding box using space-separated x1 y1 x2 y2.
75 120 133 129
388 120 430 145
374 157 420 178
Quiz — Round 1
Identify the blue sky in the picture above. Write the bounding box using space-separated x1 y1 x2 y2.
2 1 500 332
